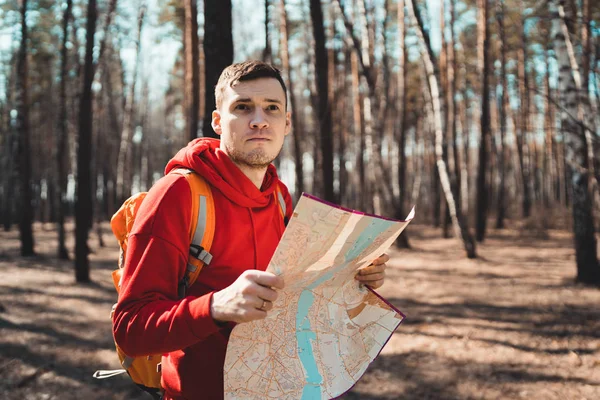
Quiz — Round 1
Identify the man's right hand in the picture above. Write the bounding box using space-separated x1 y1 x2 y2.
210 270 284 324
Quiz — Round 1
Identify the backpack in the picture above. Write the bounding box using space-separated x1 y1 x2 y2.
93 168 287 398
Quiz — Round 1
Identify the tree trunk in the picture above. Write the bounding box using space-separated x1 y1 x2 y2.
448 0 459 211
203 0 233 139
263 0 272 63
552 1 599 284
93 0 118 78
407 0 476 258
0 97 11 231
139 82 151 192
75 0 98 283
411 112 423 207
56 0 73 260
280 0 303 199
309 0 334 203
184 0 200 142
517 15 532 218
581 0 591 94
350 51 365 211
445 0 459 239
475 0 490 242
116 3 146 204
421 65 441 227
395 0 410 248
17 0 34 256
461 82 471 215
337 53 349 205
5 55 15 231
440 0 451 239
101 47 121 217
495 0 507 229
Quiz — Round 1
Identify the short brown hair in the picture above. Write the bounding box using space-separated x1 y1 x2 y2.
214 61 288 110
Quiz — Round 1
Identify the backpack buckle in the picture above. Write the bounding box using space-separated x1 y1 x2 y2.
189 244 213 265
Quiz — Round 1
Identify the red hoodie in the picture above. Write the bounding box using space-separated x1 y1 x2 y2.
113 138 293 400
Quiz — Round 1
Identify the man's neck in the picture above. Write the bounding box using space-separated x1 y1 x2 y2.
231 161 268 190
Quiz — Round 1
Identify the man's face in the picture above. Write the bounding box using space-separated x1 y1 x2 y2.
212 77 291 170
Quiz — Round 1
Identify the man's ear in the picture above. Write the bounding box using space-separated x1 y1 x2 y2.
211 110 222 135
284 111 291 136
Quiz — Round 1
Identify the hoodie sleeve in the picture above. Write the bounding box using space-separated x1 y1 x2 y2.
112 174 223 357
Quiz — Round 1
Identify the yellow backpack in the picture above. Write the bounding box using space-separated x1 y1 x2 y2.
94 168 287 398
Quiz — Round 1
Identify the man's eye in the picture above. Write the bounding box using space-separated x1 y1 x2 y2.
267 105 280 111
235 104 250 111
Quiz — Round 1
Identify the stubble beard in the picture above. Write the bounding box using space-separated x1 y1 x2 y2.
226 142 280 170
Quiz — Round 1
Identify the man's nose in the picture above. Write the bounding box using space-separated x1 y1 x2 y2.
250 109 269 129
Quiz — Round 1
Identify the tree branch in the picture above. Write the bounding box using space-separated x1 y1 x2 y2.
334 0 375 90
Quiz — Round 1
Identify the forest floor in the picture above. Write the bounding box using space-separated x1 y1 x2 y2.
0 221 599 400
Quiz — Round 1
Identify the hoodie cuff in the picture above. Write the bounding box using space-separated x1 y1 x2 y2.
186 292 225 337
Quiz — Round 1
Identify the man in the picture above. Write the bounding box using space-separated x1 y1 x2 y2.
113 61 389 400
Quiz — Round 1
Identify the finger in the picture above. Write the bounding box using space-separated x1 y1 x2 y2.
255 298 273 311
372 254 390 265
246 270 285 289
357 263 386 275
365 280 384 289
249 284 279 302
243 308 267 323
355 272 385 282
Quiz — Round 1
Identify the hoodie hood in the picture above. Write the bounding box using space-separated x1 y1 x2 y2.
165 138 279 208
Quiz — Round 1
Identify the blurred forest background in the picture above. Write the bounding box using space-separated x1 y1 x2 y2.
0 0 599 281
1 0 600 399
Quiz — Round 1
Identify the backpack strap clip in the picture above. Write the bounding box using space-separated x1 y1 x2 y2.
189 244 213 265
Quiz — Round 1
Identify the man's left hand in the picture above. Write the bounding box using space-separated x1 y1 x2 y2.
355 254 389 289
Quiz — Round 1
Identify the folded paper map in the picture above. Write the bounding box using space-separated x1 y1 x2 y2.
224 194 414 399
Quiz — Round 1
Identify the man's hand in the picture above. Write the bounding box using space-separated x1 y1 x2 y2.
355 254 390 289
210 270 284 324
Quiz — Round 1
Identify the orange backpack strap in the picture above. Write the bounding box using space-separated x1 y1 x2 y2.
171 169 216 298
274 183 288 224
110 192 148 293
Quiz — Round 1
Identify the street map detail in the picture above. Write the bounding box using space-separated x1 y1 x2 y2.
224 194 414 400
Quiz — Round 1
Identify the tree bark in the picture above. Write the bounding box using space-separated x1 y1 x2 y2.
395 0 410 248
93 0 118 78
448 0 459 211
203 0 233 139
407 0 476 258
56 0 73 260
263 0 272 63
581 0 591 93
552 0 599 284
75 0 98 283
309 0 334 203
517 14 532 218
440 0 451 239
184 0 200 142
461 80 471 215
115 3 146 204
0 95 11 231
280 0 303 199
17 0 34 256
495 0 507 229
475 0 490 242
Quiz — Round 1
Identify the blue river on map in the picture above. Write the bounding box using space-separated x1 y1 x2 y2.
296 219 395 399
